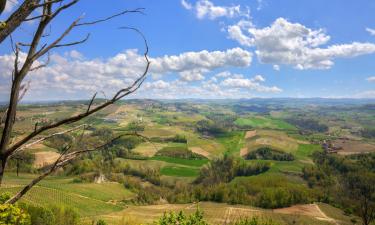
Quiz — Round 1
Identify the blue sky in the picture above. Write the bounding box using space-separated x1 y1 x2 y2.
1 0 375 100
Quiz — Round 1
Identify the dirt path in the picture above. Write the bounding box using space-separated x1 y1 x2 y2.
274 203 338 224
33 151 60 168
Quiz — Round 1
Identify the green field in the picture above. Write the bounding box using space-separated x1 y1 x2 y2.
160 166 200 177
235 116 296 130
0 174 134 217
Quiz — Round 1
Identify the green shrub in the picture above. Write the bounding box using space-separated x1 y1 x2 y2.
0 193 30 225
51 205 80 225
23 205 54 225
245 147 294 161
96 219 107 225
156 146 206 160
155 209 208 225
231 217 278 225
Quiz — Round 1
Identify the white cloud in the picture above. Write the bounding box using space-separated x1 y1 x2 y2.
367 76 375 82
181 0 193 10
179 69 206 81
4 0 19 13
181 0 249 20
366 28 375 36
144 80 170 89
0 47 253 100
228 18 375 70
273 65 280 71
253 75 265 82
152 47 252 80
353 90 375 98
220 75 282 93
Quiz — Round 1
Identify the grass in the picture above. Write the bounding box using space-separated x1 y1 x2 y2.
216 131 245 155
151 156 208 167
160 166 200 177
89 202 334 225
235 116 296 130
0 174 134 217
245 130 300 153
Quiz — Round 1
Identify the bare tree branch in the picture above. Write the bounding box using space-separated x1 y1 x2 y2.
6 28 151 156
12 124 87 155
75 8 145 27
0 0 42 44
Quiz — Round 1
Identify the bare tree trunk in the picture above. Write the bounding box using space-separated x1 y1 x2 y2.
0 154 8 186
0 77 22 185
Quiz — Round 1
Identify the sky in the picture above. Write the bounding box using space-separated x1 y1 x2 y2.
1 0 375 100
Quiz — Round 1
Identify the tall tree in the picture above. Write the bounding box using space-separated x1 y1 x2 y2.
0 0 150 204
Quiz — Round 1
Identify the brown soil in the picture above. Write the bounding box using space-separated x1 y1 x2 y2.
245 130 257 139
334 139 375 155
33 151 60 168
190 147 211 158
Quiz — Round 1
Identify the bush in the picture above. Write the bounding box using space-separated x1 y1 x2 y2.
256 187 309 209
51 205 80 225
0 193 30 225
195 155 270 185
156 146 206 160
156 209 208 225
96 219 107 225
231 217 279 225
23 205 54 225
245 147 294 161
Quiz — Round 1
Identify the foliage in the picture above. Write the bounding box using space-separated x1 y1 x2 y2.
126 120 145 132
46 133 73 152
0 193 30 225
304 152 375 225
96 219 107 225
196 120 226 136
361 127 375 139
231 217 278 225
156 146 206 160
0 204 31 225
155 209 208 225
285 118 328 133
255 187 310 209
195 155 270 185
245 147 294 161
21 205 55 225
51 205 80 225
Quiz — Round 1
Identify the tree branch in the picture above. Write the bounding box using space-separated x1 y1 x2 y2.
6 28 150 156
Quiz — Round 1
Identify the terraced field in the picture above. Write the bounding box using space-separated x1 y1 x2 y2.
86 202 351 225
0 174 134 217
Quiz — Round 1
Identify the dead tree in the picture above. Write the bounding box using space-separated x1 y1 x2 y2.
0 0 150 204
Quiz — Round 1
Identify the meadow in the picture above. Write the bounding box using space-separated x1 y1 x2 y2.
1 99 374 224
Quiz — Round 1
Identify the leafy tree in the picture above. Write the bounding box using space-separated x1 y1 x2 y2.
127 120 145 133
0 193 30 225
343 172 375 225
156 209 208 225
231 217 278 225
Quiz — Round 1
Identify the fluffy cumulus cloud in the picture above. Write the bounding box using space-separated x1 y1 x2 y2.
181 0 249 20
0 47 256 100
221 75 282 93
367 76 375 82
139 72 282 99
366 28 375 36
152 47 252 76
228 18 375 70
